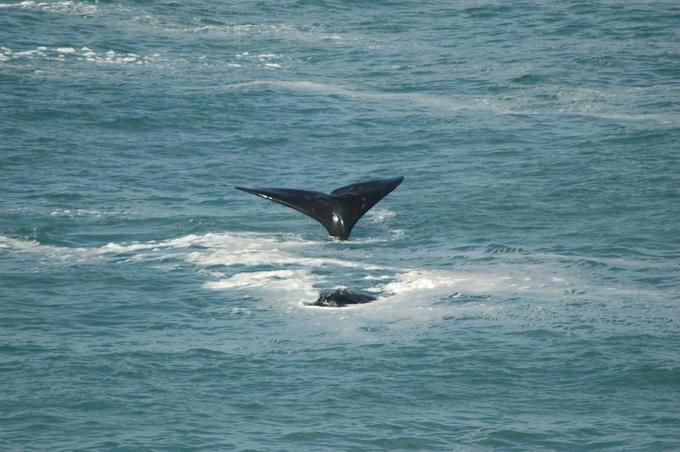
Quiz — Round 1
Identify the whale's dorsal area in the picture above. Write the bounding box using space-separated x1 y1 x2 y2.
308 288 377 307
235 176 403 240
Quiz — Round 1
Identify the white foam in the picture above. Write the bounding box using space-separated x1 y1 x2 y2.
228 80 679 124
187 23 343 45
100 242 160 253
0 232 559 301
379 270 473 295
204 269 313 290
48 208 113 218
0 235 41 252
205 268 320 309
184 235 382 269
0 45 162 66
363 275 392 281
230 80 489 114
233 51 283 70
374 268 574 300
6 230 663 322
0 234 102 263
0 231 378 273
13 49 44 57
0 1 97 15
365 208 395 223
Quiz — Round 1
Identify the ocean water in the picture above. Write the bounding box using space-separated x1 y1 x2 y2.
1 0 680 449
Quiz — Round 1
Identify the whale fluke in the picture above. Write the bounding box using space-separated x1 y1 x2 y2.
236 176 403 240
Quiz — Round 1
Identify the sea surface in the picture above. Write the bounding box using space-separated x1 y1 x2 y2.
1 1 680 450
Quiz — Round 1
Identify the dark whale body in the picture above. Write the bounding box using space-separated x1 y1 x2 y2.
308 288 377 307
235 176 403 240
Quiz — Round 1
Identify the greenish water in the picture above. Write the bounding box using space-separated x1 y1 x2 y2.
1 1 679 450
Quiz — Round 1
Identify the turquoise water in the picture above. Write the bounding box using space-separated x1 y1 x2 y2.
2 1 680 449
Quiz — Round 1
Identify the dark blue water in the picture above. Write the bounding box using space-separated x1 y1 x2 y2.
2 1 680 449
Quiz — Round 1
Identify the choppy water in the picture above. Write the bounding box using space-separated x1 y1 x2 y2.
2 1 680 450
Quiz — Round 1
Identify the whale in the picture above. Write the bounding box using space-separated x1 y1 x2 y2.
235 176 404 240
308 288 377 307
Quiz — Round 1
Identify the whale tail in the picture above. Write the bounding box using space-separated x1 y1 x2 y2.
235 176 404 240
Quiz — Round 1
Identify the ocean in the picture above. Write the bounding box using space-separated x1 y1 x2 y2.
1 1 679 449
